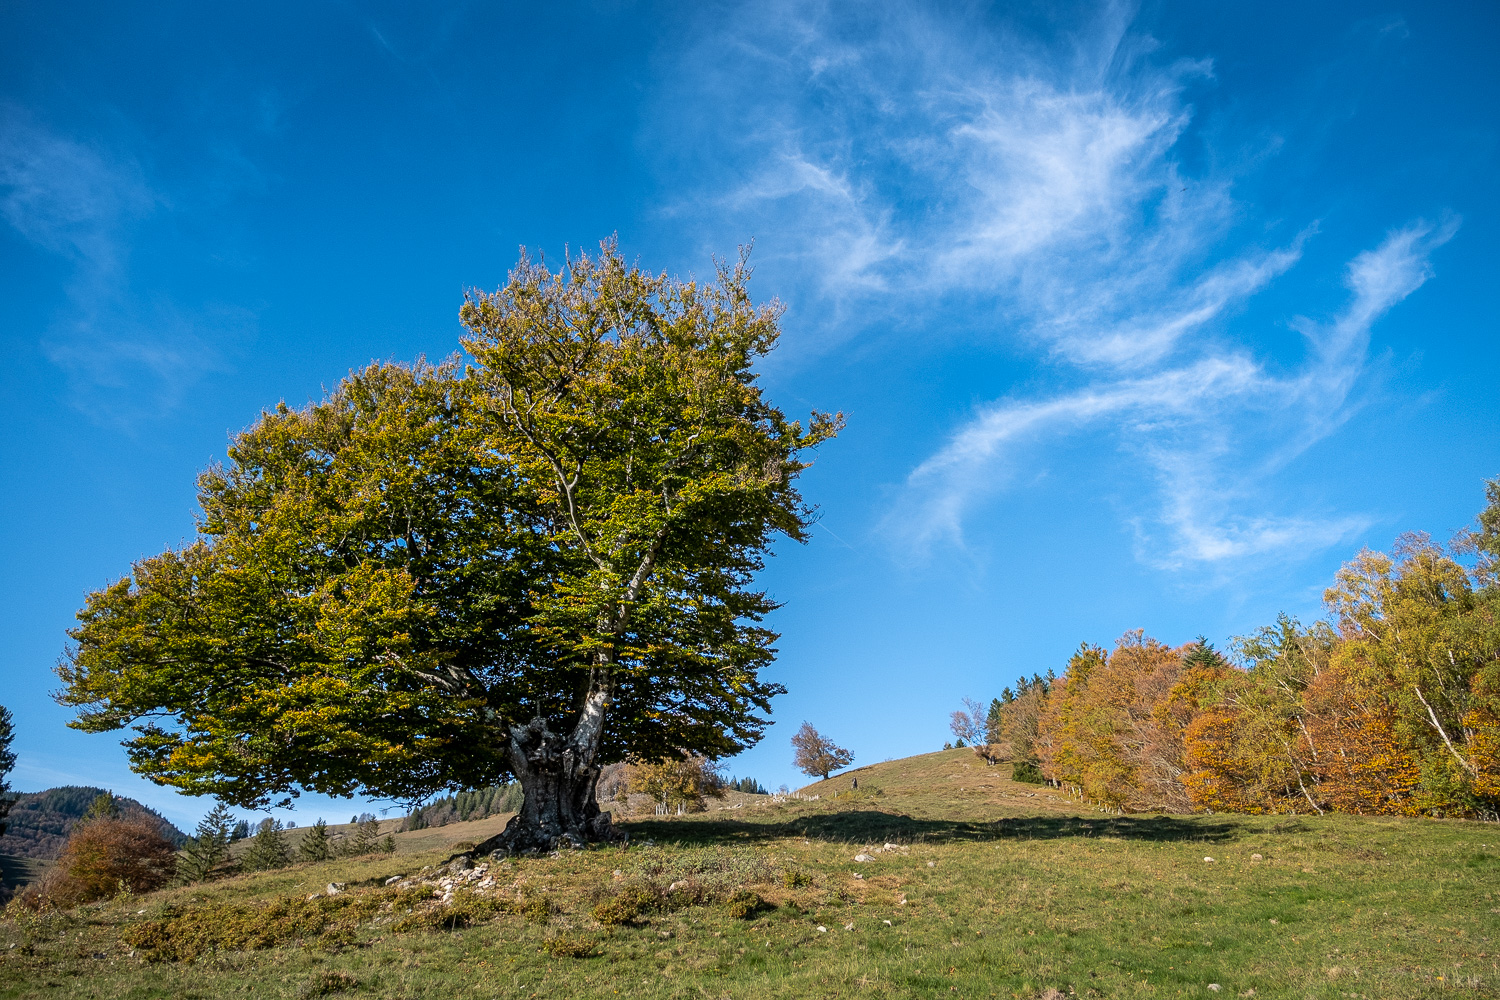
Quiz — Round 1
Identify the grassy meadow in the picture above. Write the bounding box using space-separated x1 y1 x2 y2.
2 749 1496 999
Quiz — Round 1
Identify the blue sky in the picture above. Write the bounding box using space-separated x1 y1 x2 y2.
2 1 1496 830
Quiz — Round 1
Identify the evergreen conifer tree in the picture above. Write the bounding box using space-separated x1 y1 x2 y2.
81 791 119 822
176 802 236 883
0 706 15 838
297 818 332 862
242 818 291 871
346 816 382 855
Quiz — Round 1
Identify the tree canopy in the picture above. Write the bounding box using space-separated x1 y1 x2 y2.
57 242 840 849
985 477 1500 819
790 722 853 780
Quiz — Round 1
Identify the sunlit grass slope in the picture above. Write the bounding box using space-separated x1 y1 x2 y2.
2 749 1496 999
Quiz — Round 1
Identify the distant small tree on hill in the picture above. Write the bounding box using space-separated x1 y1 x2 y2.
791 723 853 780
81 792 119 823
176 802 237 884
627 756 725 814
298 819 332 862
242 818 291 871
949 698 986 747
341 816 384 856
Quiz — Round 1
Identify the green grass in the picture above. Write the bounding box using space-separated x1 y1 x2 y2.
2 750 1496 998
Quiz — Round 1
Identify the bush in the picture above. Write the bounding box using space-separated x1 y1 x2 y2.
390 889 511 933
590 885 656 925
520 896 553 924
726 889 767 919
44 817 175 906
781 868 812 889
541 934 596 959
298 970 359 998
1012 760 1046 784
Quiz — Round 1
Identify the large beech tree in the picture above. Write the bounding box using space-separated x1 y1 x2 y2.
58 243 839 851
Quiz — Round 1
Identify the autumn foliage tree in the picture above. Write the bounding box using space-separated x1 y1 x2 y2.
992 477 1500 821
55 242 840 852
790 722 853 780
40 814 176 906
625 755 725 813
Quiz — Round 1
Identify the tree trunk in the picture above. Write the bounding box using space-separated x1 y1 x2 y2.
470 716 624 854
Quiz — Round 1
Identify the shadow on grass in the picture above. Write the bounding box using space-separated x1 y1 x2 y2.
620 811 1244 847
0 853 47 891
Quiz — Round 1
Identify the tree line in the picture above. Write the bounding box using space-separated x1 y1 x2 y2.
969 478 1500 820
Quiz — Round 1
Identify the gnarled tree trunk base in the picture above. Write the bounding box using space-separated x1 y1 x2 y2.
465 718 627 857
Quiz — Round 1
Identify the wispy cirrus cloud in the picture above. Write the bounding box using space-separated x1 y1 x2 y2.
0 104 242 424
657 2 1456 569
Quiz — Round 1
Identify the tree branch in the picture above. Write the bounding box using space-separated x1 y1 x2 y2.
1413 683 1478 777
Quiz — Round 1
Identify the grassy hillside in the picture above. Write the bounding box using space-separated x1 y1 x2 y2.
1 750 1496 999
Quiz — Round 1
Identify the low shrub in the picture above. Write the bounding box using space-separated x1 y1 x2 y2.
298 970 360 997
123 892 384 961
725 889 768 919
781 868 812 889
390 889 511 933
520 896 553 924
590 883 659 925
1011 760 1046 785
541 933 596 959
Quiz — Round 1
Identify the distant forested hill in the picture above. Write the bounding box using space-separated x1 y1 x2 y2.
0 787 187 859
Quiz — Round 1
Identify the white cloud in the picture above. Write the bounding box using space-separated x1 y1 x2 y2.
891 221 1455 562
659 4 1457 569
0 105 238 424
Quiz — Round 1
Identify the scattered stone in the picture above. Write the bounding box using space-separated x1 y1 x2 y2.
927 861 936 868
1203 857 1215 863
326 883 346 895
668 880 689 892
1269 919 1278 924
853 873 865 880
816 926 827 933
1250 854 1263 861
883 920 892 926
385 875 404 885
658 930 671 938
884 843 900 851
307 894 321 901
854 853 875 862
1208 985 1221 992
844 922 854 931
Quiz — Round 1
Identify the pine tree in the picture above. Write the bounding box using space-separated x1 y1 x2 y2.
81 791 119 823
176 802 237 883
0 705 15 838
297 818 332 862
345 816 382 856
380 833 397 854
242 818 291 871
